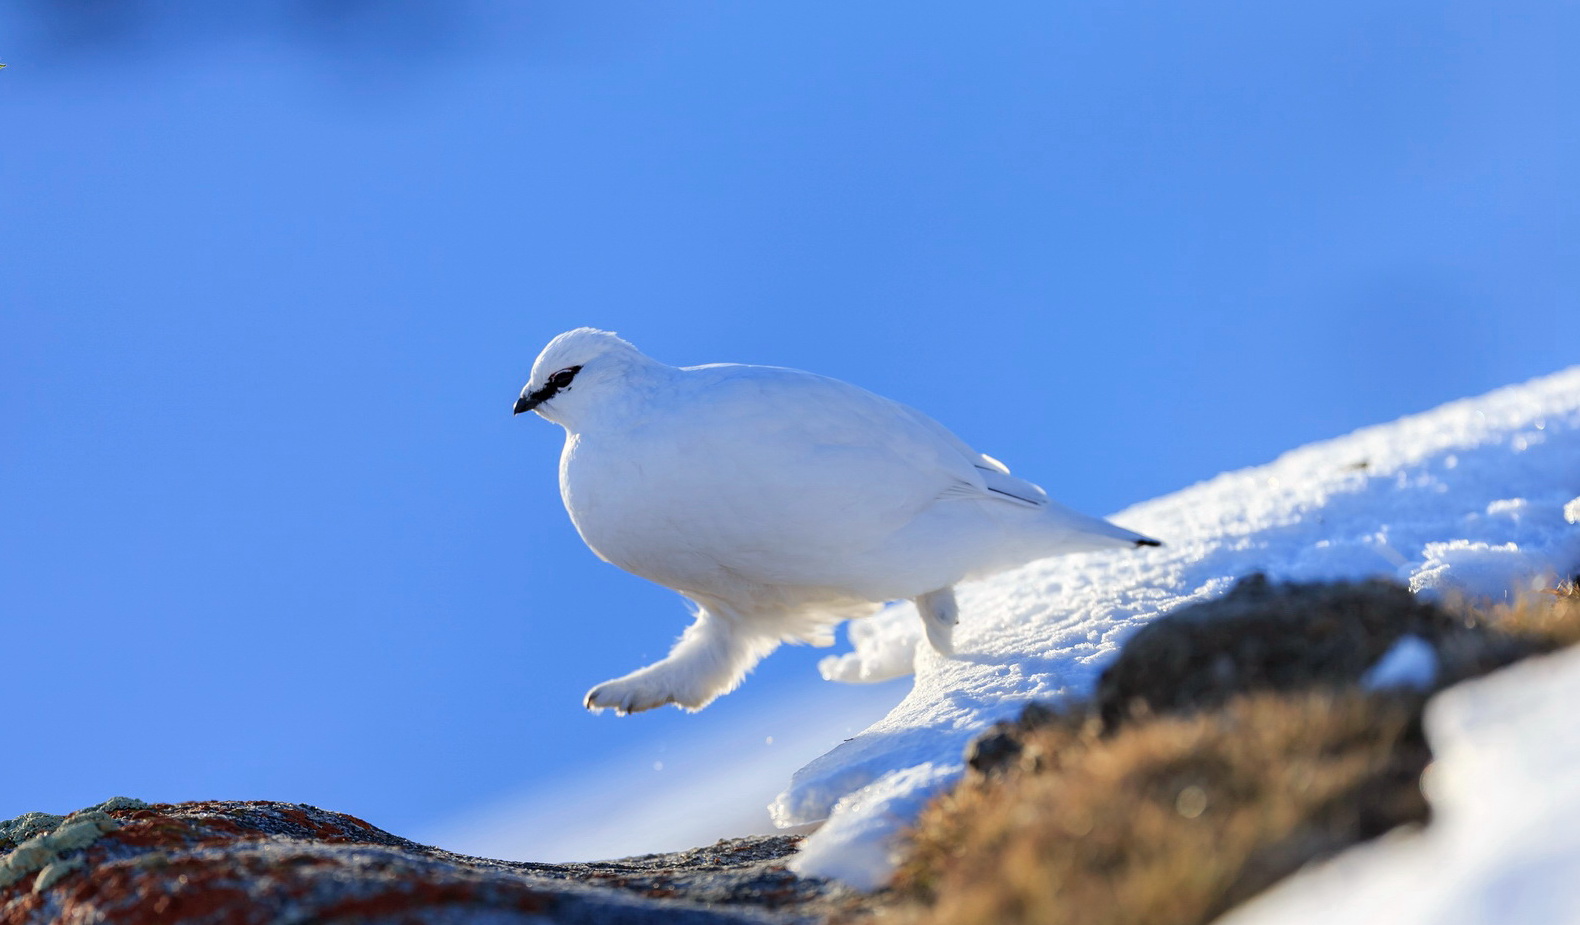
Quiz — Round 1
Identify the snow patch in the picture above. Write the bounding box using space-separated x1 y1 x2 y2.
1224 645 1580 925
788 762 957 890
818 604 921 684
1408 540 1554 602
1361 634 1438 692
777 367 1580 888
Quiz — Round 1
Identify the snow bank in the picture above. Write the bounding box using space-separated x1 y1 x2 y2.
774 367 1580 889
1223 644 1580 925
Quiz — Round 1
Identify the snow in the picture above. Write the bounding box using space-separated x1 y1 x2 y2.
1361 634 1439 692
1223 644 1580 925
774 367 1580 889
785 762 959 891
818 612 922 684
1409 539 1557 601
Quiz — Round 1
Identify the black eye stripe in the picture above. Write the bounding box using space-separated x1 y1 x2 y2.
527 365 583 405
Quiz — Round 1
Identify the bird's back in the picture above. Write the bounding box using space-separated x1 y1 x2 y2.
560 361 1144 605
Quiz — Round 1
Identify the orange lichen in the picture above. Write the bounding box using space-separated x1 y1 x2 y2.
314 882 552 920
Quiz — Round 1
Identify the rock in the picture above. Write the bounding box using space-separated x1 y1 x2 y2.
963 725 1023 775
1095 574 1465 728
961 575 1553 778
0 800 845 924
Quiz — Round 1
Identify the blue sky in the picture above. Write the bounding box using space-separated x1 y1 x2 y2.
2 1 1575 848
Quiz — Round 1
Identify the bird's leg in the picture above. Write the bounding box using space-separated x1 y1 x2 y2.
584 607 780 715
915 586 959 656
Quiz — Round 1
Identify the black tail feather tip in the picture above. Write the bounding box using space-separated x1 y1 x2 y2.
1135 538 1163 547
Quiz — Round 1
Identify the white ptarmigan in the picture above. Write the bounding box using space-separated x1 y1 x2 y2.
514 328 1160 714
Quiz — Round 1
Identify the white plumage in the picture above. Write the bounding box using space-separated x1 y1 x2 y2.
514 328 1159 714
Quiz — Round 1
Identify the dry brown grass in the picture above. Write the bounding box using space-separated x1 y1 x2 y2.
853 580 1580 925
1480 580 1580 649
880 692 1427 925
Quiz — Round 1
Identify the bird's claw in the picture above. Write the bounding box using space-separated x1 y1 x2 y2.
584 677 680 715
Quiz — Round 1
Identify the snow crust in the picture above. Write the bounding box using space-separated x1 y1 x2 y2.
1224 644 1580 925
775 368 1580 889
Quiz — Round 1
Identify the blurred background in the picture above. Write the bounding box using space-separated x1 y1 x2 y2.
1 0 1575 859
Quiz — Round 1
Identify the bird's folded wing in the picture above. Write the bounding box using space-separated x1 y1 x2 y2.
891 404 1048 508
934 467 1046 507
687 365 1052 514
973 466 1049 507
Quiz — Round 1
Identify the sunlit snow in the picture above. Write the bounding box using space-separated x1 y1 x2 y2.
778 367 1580 889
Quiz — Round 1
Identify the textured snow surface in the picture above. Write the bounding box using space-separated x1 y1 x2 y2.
775 367 1580 889
1224 644 1580 925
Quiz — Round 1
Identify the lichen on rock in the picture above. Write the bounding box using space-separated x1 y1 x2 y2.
0 797 148 855
0 799 838 924
0 815 65 853
0 809 121 891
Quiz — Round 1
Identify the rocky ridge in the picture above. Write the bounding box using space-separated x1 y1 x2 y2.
0 799 848 925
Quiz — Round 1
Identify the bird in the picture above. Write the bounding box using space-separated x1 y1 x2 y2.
514 328 1160 715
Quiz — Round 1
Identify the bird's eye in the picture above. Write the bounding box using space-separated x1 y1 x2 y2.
548 366 581 389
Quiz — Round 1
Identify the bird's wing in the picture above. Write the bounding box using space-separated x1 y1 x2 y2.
893 404 1049 509
685 365 1048 512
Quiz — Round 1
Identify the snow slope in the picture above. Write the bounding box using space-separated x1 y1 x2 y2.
775 368 1580 889
1222 643 1580 925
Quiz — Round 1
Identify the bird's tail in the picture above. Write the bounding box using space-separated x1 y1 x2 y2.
1029 497 1160 550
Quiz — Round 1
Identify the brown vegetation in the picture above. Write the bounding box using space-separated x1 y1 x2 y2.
859 576 1580 925
1480 580 1580 649
890 691 1427 925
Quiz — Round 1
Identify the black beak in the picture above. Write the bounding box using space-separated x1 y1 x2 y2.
515 365 580 415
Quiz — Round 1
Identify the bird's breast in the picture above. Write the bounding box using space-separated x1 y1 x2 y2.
558 427 718 584
555 417 937 593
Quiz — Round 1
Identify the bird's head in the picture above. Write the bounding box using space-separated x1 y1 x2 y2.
514 328 652 424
